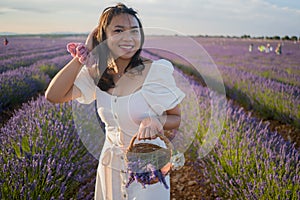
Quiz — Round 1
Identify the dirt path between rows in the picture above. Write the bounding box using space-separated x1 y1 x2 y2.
170 158 214 200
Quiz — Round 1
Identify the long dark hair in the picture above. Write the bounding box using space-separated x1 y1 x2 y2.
92 3 145 91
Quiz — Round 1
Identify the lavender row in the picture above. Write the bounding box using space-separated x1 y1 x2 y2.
0 36 85 74
0 47 68 74
220 65 300 127
0 37 82 59
0 37 59 58
1 46 63 61
172 65 300 199
0 54 70 113
200 38 300 87
194 101 300 199
0 65 49 112
172 60 300 199
145 37 300 127
0 96 98 199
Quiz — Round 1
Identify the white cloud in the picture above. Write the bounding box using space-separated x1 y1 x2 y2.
143 0 300 36
0 7 19 14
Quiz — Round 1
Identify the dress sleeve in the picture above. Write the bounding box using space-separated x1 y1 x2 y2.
74 66 96 104
142 59 186 116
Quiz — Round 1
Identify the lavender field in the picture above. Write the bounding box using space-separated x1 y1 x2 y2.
0 36 299 199
145 36 300 129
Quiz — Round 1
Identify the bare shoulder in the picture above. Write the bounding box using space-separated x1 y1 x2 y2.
140 58 153 77
142 58 153 68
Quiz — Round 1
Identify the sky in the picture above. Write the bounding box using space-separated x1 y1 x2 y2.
0 0 299 37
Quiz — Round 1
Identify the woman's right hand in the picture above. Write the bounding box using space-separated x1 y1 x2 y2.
85 27 98 51
137 117 164 140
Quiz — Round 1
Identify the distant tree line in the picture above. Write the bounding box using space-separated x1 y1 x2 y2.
194 34 299 41
241 34 299 41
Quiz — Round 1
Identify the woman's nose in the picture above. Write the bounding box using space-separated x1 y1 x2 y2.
121 30 133 41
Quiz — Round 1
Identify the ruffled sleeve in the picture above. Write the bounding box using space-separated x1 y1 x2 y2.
142 59 185 116
74 66 96 104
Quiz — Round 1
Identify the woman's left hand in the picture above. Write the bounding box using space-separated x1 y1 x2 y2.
137 117 163 140
85 26 98 51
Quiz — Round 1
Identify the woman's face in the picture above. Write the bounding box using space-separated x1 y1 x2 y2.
106 13 142 61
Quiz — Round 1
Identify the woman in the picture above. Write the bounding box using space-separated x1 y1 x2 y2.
45 3 185 200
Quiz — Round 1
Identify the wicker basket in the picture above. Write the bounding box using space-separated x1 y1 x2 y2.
125 133 173 185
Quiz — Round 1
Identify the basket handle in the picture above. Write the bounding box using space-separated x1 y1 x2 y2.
127 132 173 152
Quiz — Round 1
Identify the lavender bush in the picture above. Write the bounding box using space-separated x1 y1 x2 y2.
0 54 70 114
0 47 66 73
171 66 300 199
0 65 49 113
0 96 98 199
0 37 60 60
195 101 300 199
37 54 70 78
220 65 300 127
0 36 84 73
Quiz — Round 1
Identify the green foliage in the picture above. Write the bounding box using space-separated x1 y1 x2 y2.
39 64 60 79
291 36 298 41
199 107 300 199
0 97 97 199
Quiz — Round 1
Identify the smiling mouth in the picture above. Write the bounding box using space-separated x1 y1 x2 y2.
119 45 134 50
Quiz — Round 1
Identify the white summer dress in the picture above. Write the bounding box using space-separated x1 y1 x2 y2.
74 59 185 200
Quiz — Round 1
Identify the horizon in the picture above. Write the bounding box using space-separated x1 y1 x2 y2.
0 32 298 39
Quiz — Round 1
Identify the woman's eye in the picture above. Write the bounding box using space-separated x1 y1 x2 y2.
131 29 139 34
114 29 123 33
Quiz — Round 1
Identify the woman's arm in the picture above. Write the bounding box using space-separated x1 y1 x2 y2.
45 58 83 103
159 105 181 130
137 105 181 140
45 28 98 103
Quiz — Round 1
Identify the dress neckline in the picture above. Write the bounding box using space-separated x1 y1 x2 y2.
97 59 157 98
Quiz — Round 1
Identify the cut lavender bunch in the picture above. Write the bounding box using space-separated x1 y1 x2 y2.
126 163 169 189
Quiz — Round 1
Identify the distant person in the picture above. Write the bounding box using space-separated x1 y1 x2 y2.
265 43 272 53
275 43 282 55
269 44 273 52
248 43 253 52
3 37 8 46
258 45 265 52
